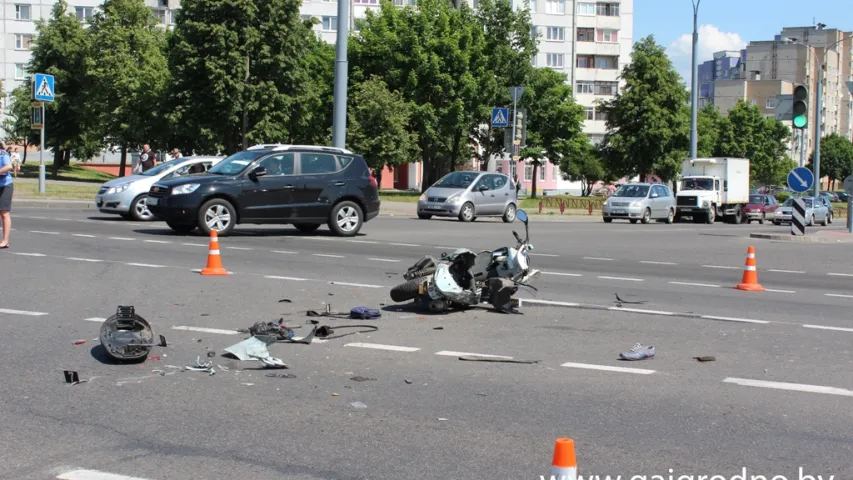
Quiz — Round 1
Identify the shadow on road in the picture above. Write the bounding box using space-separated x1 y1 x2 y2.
89 344 147 366
129 227 368 238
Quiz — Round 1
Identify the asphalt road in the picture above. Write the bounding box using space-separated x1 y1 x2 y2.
1 208 852 480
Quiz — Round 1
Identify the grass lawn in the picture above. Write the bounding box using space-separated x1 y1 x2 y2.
17 162 116 183
14 181 100 200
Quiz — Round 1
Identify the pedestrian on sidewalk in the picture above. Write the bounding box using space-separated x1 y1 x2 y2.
135 144 158 173
0 141 14 248
9 147 20 178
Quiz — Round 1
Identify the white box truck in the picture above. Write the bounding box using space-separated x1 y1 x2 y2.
675 157 750 224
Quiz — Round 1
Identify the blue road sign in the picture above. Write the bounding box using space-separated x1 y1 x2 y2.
33 73 55 102
491 107 509 128
787 167 814 193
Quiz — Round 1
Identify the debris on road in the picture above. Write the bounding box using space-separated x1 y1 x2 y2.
433 327 444 330
619 343 655 361
224 335 277 361
99 306 167 362
266 373 297 379
238 320 295 341
332 393 340 396
206 351 216 358
350 401 368 409
350 307 381 319
350 376 376 382
458 355 540 364
252 355 288 369
186 356 216 375
279 299 292 303
614 293 647 307
148 356 161 361
694 356 716 362
63 370 85 385
72 339 87 345
404 379 413 384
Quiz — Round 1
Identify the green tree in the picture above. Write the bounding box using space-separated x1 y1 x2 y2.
809 133 853 188
598 35 689 183
28 0 97 174
2 84 40 164
716 100 792 186
697 104 723 158
561 139 607 196
518 67 585 197
346 77 419 186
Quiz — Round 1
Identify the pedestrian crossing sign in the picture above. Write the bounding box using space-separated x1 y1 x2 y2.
33 73 55 102
491 107 509 128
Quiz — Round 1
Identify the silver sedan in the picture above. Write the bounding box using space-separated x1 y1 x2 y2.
773 197 828 226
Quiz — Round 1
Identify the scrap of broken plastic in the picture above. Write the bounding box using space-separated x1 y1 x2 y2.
224 335 276 361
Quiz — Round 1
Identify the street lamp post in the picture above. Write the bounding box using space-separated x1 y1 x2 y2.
688 0 700 160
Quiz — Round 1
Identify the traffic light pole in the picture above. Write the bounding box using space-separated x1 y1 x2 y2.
688 0 700 160
813 61 823 198
39 106 45 194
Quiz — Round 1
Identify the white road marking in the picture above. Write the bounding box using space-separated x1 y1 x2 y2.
598 276 644 282
640 261 677 265
67 257 104 263
390 242 420 247
226 246 253 251
108 237 134 241
57 469 152 480
368 258 401 263
0 308 49 316
825 293 853 299
542 271 583 277
72 234 97 238
351 240 379 244
182 243 207 247
701 315 770 324
313 253 344 258
765 288 797 294
435 350 513 359
84 317 107 323
52 217 72 221
531 253 559 257
144 240 172 244
271 250 298 254
264 275 309 281
126 263 167 268
583 257 613 261
345 342 421 352
723 377 853 397
517 299 581 307
768 269 805 274
803 324 853 333
560 362 656 375
608 307 673 315
329 281 384 288
171 326 239 335
702 265 739 270
669 281 720 288
12 252 46 257
31 230 60 235
827 272 853 277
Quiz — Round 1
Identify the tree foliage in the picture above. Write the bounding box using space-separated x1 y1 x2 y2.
809 133 853 186
560 139 607 196
2 84 40 163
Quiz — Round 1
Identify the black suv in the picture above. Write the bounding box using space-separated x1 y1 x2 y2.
145 144 381 237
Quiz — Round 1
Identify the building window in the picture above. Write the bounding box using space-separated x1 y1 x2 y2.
585 106 594 120
530 26 538 39
75 6 94 21
524 164 533 181
14 34 32 50
14 64 26 80
596 2 619 16
150 8 167 24
539 165 546 181
576 81 594 94
765 98 777 109
596 107 608 122
354 0 378 4
546 27 564 41
576 55 594 68
545 0 565 14
576 28 594 42
15 4 32 20
158 0 168 6
322 16 337 31
546 53 564 68
528 0 536 12
530 55 538 67
576 2 594 15
597 29 618 43
595 56 618 69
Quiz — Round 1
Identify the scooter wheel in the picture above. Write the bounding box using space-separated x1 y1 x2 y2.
390 280 421 302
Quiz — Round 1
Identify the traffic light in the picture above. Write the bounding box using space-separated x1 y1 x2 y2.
792 85 808 129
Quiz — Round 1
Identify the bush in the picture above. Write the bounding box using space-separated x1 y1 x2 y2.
776 191 791 203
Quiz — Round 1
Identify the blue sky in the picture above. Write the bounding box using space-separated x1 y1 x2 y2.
635 0 851 81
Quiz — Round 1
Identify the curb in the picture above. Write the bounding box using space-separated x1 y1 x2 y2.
15 199 96 210
748 232 853 243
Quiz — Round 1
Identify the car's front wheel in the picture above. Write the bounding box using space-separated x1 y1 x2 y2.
198 198 237 236
458 202 475 222
329 201 363 237
502 204 517 223
130 194 156 222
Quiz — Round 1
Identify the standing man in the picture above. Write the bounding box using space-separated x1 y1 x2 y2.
9 147 20 178
138 144 157 173
0 142 13 248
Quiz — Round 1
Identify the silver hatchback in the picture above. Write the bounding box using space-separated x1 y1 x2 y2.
602 183 676 224
417 171 519 223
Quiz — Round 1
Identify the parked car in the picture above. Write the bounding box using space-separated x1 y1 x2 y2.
145 144 380 237
417 171 518 223
774 197 828 226
96 156 224 221
820 191 839 202
818 196 834 224
602 183 676 224
836 192 849 203
743 194 778 224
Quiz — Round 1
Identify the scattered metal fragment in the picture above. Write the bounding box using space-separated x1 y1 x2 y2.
350 401 367 409
694 356 716 362
614 293 647 306
250 355 288 369
404 379 413 384
265 373 297 379
438 418 448 421
458 355 540 364
99 306 167 362
279 299 292 303
206 351 216 358
350 376 376 382
332 393 340 396
433 327 444 330
186 356 216 375
224 336 277 361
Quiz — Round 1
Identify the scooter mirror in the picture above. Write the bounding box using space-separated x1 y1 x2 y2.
516 210 528 224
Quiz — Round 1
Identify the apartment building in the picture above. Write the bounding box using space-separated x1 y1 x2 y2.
697 49 745 109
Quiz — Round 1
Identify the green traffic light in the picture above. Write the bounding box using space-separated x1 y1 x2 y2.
793 115 807 129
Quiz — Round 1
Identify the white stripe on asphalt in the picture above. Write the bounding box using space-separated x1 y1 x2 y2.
702 265 739 269
768 269 805 274
640 261 677 265
827 273 853 277
0 308 49 316
390 242 420 247
271 250 298 254
108 237 134 241
329 281 384 288
12 252 46 257
669 281 721 288
803 324 853 333
598 276 644 282
264 275 309 281
765 288 796 294
31 230 60 235
72 234 97 238
227 247 253 251
144 240 172 244
517 299 581 307
182 243 207 247
825 293 853 299
531 253 560 257
313 254 344 258
84 317 107 322
67 257 104 262
126 263 167 268
560 362 656 375
171 326 239 335
345 342 420 352
351 240 379 244
368 258 401 263
701 315 770 324
57 469 152 480
608 307 673 315
723 377 853 397
542 272 583 277
435 351 513 359
583 257 613 261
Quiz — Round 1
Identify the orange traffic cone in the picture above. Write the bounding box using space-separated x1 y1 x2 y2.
200 230 228 276
550 438 577 480
735 246 764 291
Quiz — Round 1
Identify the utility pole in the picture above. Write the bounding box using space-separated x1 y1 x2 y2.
242 55 249 150
688 0 700 160
331 0 350 148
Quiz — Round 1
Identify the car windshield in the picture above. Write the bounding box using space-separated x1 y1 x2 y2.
207 150 266 175
682 178 714 190
433 172 480 189
612 185 649 198
749 195 765 204
782 198 813 208
141 158 184 176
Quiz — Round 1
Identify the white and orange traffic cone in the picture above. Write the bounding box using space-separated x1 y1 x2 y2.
549 438 577 480
735 246 764 291
200 230 228 276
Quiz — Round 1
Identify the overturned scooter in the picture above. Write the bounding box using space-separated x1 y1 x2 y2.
390 210 539 313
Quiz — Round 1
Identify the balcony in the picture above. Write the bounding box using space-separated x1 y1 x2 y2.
596 15 621 30
575 68 620 82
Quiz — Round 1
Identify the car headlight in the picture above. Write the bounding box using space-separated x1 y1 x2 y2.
172 184 201 195
703 200 710 207
106 182 132 195
419 193 426 201
631 201 643 207
446 193 462 203
602 200 608 206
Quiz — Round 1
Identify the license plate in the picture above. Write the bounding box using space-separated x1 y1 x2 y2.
613 209 626 214
146 197 159 206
